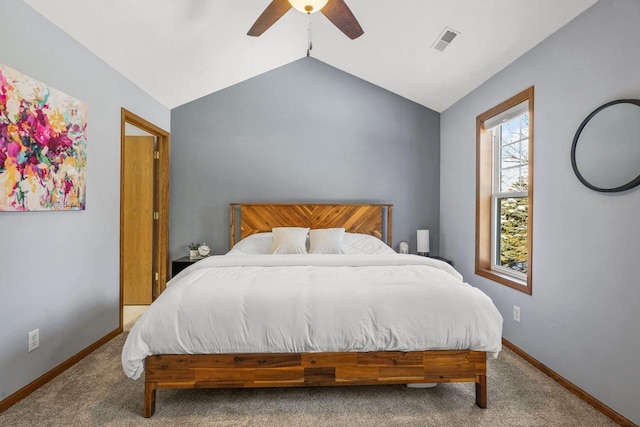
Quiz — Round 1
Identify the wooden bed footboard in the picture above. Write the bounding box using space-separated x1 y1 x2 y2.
143 350 487 417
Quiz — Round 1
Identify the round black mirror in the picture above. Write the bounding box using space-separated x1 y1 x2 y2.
571 99 640 192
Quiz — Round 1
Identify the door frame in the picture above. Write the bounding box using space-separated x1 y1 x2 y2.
120 108 170 329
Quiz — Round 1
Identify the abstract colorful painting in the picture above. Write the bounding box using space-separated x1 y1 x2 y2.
0 63 87 211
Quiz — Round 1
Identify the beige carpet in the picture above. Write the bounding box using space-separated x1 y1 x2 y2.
0 325 617 427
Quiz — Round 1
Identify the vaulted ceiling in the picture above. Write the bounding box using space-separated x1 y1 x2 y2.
23 0 598 112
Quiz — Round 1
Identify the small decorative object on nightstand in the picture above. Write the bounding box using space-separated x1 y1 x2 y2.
398 241 409 254
417 229 430 257
188 242 200 259
198 242 211 257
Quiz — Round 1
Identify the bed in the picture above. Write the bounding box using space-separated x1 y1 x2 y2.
122 203 503 417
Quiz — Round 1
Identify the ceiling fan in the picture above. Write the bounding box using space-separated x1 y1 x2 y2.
247 0 364 40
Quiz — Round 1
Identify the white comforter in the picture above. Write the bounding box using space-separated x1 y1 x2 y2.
122 254 503 379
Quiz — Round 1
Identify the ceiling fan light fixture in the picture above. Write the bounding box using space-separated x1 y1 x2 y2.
288 0 329 14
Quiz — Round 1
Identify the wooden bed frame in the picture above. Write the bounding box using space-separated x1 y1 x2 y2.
143 203 487 417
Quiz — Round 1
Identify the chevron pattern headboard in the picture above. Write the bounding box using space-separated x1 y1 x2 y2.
229 203 393 248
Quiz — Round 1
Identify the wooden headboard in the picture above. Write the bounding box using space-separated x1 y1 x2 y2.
230 203 393 248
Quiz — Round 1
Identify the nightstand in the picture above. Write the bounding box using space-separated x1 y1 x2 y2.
427 255 454 267
171 256 207 278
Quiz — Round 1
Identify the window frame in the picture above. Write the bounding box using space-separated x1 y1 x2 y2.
476 87 534 294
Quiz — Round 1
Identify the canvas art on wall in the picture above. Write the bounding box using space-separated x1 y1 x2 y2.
0 63 87 211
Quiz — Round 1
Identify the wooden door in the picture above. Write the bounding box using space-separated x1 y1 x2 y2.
122 136 155 304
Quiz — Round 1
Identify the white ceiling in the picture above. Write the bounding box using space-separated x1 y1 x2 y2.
23 0 598 112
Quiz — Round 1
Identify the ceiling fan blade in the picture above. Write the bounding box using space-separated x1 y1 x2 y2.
247 0 292 37
321 0 364 40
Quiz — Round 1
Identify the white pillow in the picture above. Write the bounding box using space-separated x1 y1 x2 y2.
309 228 345 254
342 233 396 255
271 227 310 254
227 231 393 255
227 232 273 255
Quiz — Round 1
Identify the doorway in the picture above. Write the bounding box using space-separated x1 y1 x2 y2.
120 108 170 328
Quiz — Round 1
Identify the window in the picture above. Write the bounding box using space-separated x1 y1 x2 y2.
476 87 533 294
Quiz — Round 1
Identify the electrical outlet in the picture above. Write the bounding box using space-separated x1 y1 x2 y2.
513 306 521 323
28 329 39 352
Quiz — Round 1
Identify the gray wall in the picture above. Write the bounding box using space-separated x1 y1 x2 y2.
440 0 640 424
0 0 169 401
170 58 440 257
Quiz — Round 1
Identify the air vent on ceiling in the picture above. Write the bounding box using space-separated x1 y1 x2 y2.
432 27 460 52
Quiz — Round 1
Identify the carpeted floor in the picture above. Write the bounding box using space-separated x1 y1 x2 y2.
0 321 617 427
